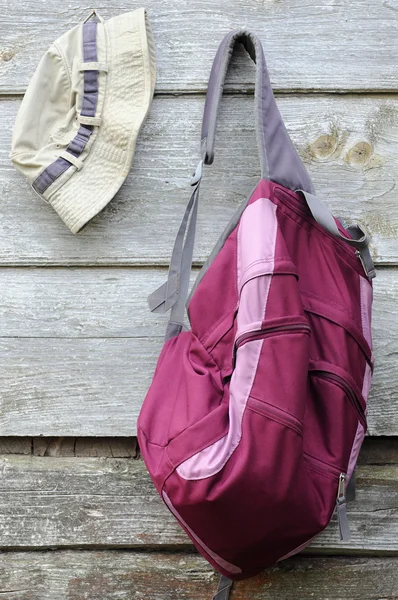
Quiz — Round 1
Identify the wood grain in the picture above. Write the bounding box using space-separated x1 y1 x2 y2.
1 95 397 265
1 1 398 94
1 552 398 600
0 455 397 553
0 267 395 436
0 337 159 436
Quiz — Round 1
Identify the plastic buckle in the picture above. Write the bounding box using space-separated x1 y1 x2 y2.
190 160 203 186
356 249 376 280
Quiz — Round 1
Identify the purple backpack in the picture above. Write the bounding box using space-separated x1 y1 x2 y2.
138 30 375 599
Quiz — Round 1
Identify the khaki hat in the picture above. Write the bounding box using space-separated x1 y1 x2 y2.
10 8 156 234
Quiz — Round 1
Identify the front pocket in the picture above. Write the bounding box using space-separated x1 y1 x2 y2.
305 364 367 474
247 396 303 437
312 370 366 430
234 319 311 424
235 321 311 352
304 451 341 480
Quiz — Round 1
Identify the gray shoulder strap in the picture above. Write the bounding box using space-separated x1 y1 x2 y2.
201 29 315 194
212 575 233 600
148 30 317 338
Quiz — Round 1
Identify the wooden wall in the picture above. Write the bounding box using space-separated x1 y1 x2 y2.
0 1 397 597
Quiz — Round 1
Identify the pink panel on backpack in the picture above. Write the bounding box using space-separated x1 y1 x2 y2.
347 278 373 483
360 276 373 347
176 199 278 480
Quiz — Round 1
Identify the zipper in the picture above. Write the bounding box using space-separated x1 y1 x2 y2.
233 323 311 369
304 452 341 479
305 455 351 543
235 323 311 350
314 371 367 430
247 396 303 436
336 472 351 541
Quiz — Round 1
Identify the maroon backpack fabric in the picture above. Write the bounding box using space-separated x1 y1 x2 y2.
138 30 375 598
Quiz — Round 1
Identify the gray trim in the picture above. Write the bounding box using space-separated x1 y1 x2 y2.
32 20 100 195
201 30 315 194
297 190 376 280
212 575 233 600
337 498 351 541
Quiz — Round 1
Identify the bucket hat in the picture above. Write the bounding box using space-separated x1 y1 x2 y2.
10 8 156 233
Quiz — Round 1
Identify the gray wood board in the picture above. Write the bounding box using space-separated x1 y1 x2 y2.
1 1 398 94
1 552 398 600
0 267 396 436
1 95 398 265
0 455 397 553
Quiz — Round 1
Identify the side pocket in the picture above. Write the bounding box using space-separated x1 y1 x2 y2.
305 362 367 474
247 395 303 437
237 320 311 424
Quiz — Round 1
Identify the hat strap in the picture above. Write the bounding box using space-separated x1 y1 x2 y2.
32 20 102 195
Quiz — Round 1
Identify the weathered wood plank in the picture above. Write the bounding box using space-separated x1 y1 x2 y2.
0 456 397 553
1 1 398 94
0 552 398 600
0 265 393 338
0 337 158 437
0 267 396 436
1 95 397 265
0 267 168 338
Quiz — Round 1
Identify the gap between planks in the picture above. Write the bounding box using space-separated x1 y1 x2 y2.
0 437 138 458
0 436 397 463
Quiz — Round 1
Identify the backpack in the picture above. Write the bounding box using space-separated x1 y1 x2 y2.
138 29 375 599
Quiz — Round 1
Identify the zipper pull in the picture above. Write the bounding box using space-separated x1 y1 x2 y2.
336 473 351 541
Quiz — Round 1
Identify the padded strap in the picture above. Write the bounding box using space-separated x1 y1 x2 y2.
148 31 316 338
201 30 314 194
212 575 233 600
297 190 376 280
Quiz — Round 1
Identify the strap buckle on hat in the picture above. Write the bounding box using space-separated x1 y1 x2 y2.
78 62 108 73
58 150 84 171
78 114 103 127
